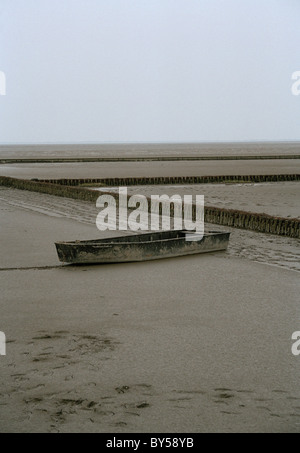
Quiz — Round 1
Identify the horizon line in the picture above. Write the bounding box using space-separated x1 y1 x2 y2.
1 139 300 146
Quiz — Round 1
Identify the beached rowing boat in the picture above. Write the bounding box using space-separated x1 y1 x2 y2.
55 230 230 264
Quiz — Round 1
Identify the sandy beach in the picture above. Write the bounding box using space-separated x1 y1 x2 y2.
0 146 299 432
0 186 299 433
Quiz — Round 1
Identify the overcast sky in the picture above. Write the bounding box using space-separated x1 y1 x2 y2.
0 0 299 143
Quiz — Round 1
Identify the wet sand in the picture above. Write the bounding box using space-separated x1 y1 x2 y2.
1 188 299 272
0 189 299 432
0 159 299 180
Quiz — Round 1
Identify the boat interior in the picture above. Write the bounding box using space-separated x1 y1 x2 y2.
58 230 227 245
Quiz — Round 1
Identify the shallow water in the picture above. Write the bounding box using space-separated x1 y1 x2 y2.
0 142 299 159
0 159 299 180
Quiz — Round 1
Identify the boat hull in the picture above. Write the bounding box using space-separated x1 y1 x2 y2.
55 230 230 264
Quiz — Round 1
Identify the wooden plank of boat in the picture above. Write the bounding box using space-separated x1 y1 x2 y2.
55 230 230 264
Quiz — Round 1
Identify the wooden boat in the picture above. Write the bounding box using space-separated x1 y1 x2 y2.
55 230 230 264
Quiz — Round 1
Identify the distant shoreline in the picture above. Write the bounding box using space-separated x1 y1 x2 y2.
0 141 299 161
1 140 300 145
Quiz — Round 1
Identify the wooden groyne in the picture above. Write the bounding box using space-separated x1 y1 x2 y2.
0 176 299 239
0 154 299 164
0 176 99 202
36 174 300 186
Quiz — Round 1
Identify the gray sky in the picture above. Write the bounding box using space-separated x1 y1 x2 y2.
0 0 299 143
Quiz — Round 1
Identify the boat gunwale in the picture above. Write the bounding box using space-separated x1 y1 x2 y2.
55 231 230 248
